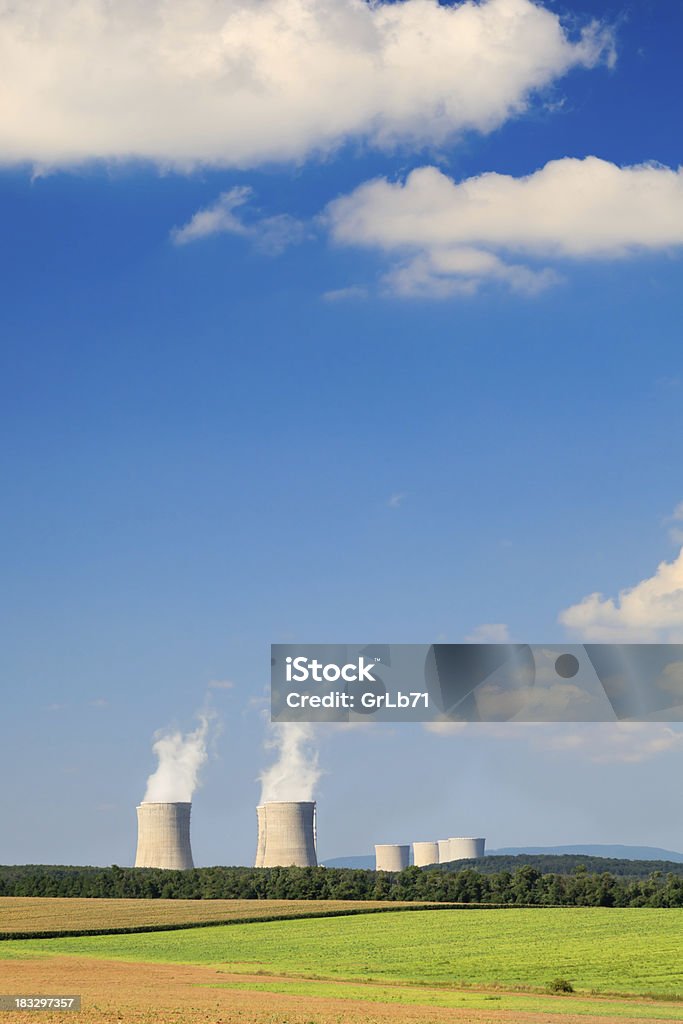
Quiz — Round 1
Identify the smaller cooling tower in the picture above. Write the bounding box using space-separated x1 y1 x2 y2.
448 837 486 860
375 844 410 872
135 802 194 870
413 841 439 867
255 801 317 867
437 839 451 863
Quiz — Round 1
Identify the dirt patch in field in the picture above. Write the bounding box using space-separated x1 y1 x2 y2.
0 957 676 1024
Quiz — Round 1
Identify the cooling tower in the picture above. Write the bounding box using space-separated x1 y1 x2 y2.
375 844 410 871
413 841 439 867
437 839 451 863
448 837 486 860
255 801 317 867
255 804 266 868
134 801 194 870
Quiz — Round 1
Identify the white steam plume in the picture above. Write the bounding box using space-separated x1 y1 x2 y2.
143 713 212 803
259 722 321 803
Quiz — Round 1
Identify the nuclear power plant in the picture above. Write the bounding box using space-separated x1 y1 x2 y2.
373 835 486 868
134 801 194 870
254 801 317 867
375 844 410 871
129 796 484 871
128 792 485 873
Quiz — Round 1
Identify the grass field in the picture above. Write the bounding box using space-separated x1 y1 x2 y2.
208 977 683 1019
2 907 682 999
0 896 436 935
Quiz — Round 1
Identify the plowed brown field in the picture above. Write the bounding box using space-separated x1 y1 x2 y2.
0 957 678 1024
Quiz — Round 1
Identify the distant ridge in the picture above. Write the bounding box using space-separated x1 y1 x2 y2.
323 856 375 869
322 844 683 869
488 845 683 863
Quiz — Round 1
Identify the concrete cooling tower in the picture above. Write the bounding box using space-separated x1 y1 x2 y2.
375 844 410 871
448 837 486 860
254 801 317 867
134 802 194 870
437 839 451 863
413 841 439 867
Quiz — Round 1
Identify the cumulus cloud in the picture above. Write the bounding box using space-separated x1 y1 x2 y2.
325 157 683 295
382 248 560 297
559 546 683 642
0 0 612 169
172 187 307 254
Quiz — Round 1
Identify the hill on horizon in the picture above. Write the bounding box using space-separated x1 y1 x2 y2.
322 844 683 870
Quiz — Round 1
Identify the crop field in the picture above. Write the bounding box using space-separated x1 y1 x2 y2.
0 896 434 936
1 907 681 1024
2 908 682 997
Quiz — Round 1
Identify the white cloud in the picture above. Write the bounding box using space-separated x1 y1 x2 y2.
172 188 252 244
0 0 612 169
428 542 683 758
546 723 683 763
208 679 235 690
559 546 683 642
464 623 511 642
381 249 560 297
172 187 307 254
325 157 683 295
425 720 683 763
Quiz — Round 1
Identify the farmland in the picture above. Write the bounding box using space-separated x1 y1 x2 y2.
2 907 682 998
0 896 437 936
2 903 682 1024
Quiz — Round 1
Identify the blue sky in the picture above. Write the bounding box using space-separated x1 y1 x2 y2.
1 0 683 866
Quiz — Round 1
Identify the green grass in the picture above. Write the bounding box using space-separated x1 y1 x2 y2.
204 978 683 1020
2 908 682 999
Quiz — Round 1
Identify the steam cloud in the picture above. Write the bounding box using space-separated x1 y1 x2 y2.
143 714 212 803
259 722 321 803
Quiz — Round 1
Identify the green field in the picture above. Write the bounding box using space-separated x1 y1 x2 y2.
205 978 683 1019
3 908 682 998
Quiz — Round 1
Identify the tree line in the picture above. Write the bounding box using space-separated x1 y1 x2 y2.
1 862 682 906
439 853 683 879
